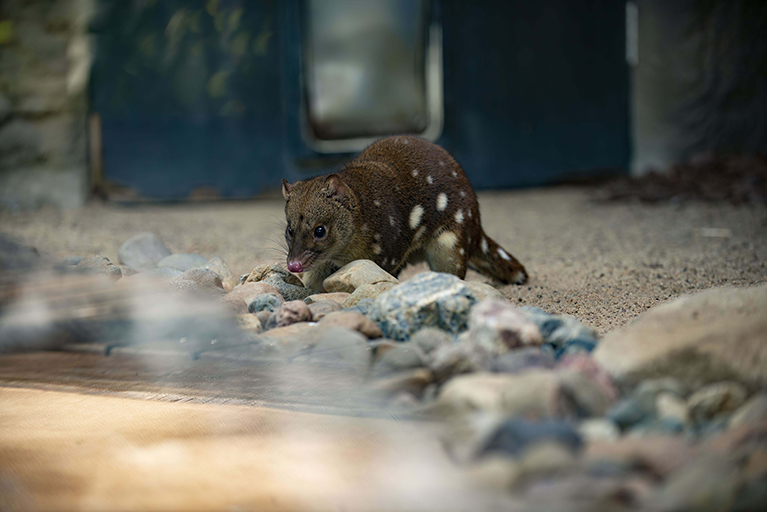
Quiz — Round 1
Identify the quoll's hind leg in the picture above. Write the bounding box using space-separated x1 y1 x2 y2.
424 229 468 279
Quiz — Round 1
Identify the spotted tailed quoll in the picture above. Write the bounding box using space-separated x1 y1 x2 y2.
281 135 528 291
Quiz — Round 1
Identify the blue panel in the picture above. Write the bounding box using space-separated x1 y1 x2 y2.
441 0 630 187
92 0 284 199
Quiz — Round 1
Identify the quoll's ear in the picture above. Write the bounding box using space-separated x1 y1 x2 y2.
324 174 349 205
281 179 293 200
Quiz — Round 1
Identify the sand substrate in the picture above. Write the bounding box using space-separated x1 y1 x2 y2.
1 186 765 335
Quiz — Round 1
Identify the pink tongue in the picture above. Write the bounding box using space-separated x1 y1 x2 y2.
287 261 303 273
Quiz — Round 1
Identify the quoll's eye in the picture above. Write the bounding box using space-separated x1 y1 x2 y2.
287 227 293 238
314 225 327 239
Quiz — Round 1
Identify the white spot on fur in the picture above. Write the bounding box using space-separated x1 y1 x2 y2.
389 216 396 226
362 223 369 232
467 210 473 218
391 258 397 266
436 231 458 249
412 169 419 177
459 248 465 255
481 237 489 254
427 175 434 184
454 210 464 224
439 160 445 166
414 226 426 241
374 233 381 241
409 205 424 229
373 244 382 255
373 200 381 207
460 191 466 197
436 193 448 211
452 170 458 178
498 248 511 261
403 138 410 144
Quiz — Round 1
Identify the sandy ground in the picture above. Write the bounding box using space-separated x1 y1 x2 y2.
2 186 766 335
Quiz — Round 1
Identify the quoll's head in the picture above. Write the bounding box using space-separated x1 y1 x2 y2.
281 174 356 274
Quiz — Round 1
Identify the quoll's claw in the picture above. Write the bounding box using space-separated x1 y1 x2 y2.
287 261 303 273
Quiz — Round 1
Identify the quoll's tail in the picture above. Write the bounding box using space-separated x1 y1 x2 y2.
468 232 528 284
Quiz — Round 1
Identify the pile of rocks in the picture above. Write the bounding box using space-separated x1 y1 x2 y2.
50 232 767 510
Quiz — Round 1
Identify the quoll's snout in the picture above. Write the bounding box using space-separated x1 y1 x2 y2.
287 260 303 273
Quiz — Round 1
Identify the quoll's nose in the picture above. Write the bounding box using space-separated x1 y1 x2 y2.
287 261 303 273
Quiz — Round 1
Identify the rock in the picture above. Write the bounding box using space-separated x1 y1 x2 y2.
308 327 370 365
156 253 209 272
634 377 688 411
307 300 343 321
168 268 224 293
729 393 767 429
236 314 263 336
322 259 398 293
341 281 398 308
305 292 350 304
318 310 383 339
463 456 521 490
656 392 690 424
135 267 183 282
489 347 556 374
262 273 313 302
579 418 621 442
732 477 767 512
75 255 122 281
481 418 583 458
203 257 237 292
557 354 619 402
467 299 543 355
372 343 426 375
253 310 272 329
688 381 748 424
428 334 491 381
53 255 83 271
516 441 578 479
523 474 657 511
242 265 313 301
628 417 686 436
558 368 616 418
247 293 283 314
410 327 452 355
371 368 434 397
606 397 654 431
464 281 505 302
344 298 376 317
118 232 171 272
226 282 282 309
584 436 697 479
653 454 743 512
593 284 767 390
245 322 321 358
272 300 312 328
244 264 304 287
437 370 563 418
520 305 599 357
369 272 477 341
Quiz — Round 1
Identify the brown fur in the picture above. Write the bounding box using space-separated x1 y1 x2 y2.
282 135 528 291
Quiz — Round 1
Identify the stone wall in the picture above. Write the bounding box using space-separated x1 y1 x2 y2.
0 0 93 209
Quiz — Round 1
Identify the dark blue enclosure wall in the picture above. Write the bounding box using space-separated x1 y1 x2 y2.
91 0 629 199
